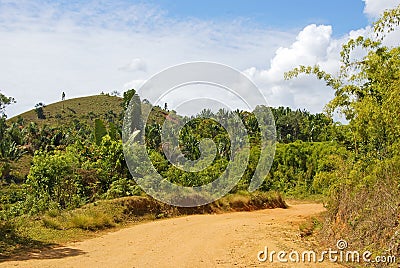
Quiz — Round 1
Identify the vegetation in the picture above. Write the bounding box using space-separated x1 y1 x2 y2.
285 4 400 257
0 87 337 257
0 4 399 262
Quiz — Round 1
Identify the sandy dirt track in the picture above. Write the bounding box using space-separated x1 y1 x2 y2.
1 203 343 267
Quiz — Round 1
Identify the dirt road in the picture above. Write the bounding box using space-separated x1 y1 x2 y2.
1 203 342 267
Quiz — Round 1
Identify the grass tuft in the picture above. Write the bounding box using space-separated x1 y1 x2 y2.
70 212 115 230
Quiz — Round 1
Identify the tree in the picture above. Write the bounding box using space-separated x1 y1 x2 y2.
123 89 143 142
34 103 46 119
0 92 15 117
94 119 107 146
285 5 400 158
26 150 82 210
285 4 400 253
0 92 23 179
110 90 120 97
122 89 136 111
130 93 143 132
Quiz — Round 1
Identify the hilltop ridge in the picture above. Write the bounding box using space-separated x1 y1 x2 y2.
8 95 123 127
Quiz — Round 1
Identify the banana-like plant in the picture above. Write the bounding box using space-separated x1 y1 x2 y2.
0 140 25 161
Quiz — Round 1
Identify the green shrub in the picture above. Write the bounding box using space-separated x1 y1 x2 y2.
262 141 349 197
105 178 142 199
26 150 83 212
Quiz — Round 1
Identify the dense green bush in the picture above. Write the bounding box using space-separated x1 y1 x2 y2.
261 141 349 196
26 149 83 212
24 135 137 213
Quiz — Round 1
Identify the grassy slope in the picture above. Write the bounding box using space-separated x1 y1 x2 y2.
8 95 123 127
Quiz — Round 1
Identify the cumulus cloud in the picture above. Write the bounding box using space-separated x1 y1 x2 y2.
244 24 343 113
363 0 400 18
260 24 333 81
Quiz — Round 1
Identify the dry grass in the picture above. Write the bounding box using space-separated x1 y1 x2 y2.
319 157 400 263
70 212 115 230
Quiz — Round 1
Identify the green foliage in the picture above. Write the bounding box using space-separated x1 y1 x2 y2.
94 118 107 146
34 103 46 120
105 178 142 199
89 135 128 193
286 4 400 254
271 107 335 143
123 89 143 142
0 117 25 163
285 7 400 159
262 141 349 196
23 135 133 214
122 89 136 111
137 102 340 193
26 150 83 212
322 156 400 252
0 183 26 219
108 121 118 140
0 91 15 117
0 161 11 180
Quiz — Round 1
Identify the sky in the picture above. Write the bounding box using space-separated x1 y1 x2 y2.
1 0 400 118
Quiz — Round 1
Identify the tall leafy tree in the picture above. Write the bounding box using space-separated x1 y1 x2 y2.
0 93 21 163
285 5 400 157
285 4 400 252
123 89 143 142
94 119 107 146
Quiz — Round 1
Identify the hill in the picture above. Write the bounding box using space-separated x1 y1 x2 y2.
8 95 123 127
6 95 125 180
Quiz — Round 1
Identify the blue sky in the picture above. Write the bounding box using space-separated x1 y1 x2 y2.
1 0 399 118
151 0 368 36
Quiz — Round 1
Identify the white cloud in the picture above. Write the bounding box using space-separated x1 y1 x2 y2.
244 24 343 114
260 24 333 82
363 0 400 18
2 0 398 119
119 58 147 72
0 1 294 118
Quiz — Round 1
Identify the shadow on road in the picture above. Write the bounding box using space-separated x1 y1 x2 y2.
0 246 85 262
0 247 85 263
0 223 85 262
